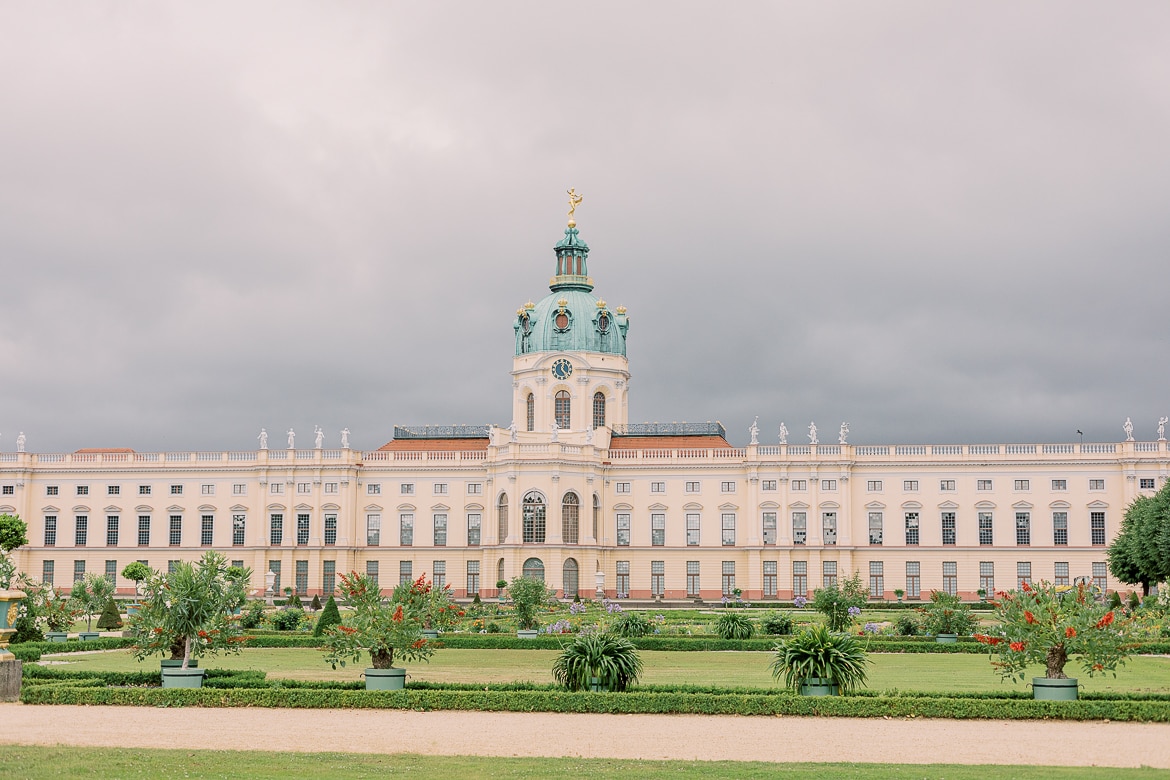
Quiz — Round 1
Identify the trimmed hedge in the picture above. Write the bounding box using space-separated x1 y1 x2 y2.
19 684 1170 721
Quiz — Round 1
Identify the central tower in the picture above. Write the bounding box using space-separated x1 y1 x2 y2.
511 194 630 441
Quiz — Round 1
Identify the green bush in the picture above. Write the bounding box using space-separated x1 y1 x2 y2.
714 612 755 640
310 594 322 612
268 608 306 632
551 632 643 692
920 591 976 636
812 573 867 632
761 612 794 635
895 614 921 637
239 601 266 630
313 595 342 637
610 611 652 638
96 597 123 631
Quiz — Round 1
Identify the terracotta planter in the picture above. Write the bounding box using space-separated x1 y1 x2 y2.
364 667 406 690
1033 677 1078 700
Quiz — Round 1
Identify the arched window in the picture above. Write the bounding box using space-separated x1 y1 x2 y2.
497 493 508 543
563 558 579 598
593 392 606 429
562 492 579 544
497 558 505 595
554 390 571 430
522 490 546 543
523 557 545 581
526 393 535 432
593 494 601 542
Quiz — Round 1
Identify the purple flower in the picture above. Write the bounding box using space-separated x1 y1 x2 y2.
847 606 862 617
864 622 881 634
793 596 808 609
569 602 586 615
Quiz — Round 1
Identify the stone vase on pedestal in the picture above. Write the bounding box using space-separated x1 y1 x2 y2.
0 589 28 701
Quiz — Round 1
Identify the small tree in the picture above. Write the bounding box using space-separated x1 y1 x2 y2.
509 575 553 631
0 512 29 589
310 594 322 612
313 595 342 637
96 597 123 630
70 573 114 632
321 572 436 671
812 572 867 632
121 562 152 600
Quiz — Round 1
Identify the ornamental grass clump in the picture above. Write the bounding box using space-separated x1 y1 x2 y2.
321 572 437 671
977 581 1135 682
611 610 652 638
551 631 643 692
714 611 755 640
770 623 869 694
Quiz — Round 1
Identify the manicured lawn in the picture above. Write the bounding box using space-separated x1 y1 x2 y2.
38 647 1170 693
7 747 1167 780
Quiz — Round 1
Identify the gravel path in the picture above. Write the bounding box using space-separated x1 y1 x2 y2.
3 704 1170 767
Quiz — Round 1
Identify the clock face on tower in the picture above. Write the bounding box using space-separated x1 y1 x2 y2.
551 358 573 380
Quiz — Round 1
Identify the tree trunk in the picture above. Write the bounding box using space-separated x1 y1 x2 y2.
183 635 193 670
1045 643 1069 679
169 637 185 661
370 648 394 669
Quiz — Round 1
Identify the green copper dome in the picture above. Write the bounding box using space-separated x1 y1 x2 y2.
514 224 629 356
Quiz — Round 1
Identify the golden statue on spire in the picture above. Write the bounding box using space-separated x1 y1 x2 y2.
566 188 583 226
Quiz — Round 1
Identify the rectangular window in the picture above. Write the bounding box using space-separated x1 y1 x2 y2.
979 512 994 545
1140 478 1156 490
906 561 921 599
232 514 246 546
434 483 448 496
46 486 58 496
761 479 777 491
324 514 337 546
43 559 55 585
74 560 86 582
941 512 956 545
651 560 665 598
868 512 883 545
399 560 412 585
400 483 415 495
685 481 700 493
791 480 807 491
1053 512 1068 545
295 560 308 595
762 512 777 545
1017 561 1032 589
686 561 700 597
903 480 918 492
721 513 736 546
231 560 243 570
467 483 483 495
1016 512 1031 546
368 484 381 495
903 512 921 549
169 515 182 546
201 515 214 546
939 479 956 491
77 485 89 496
1054 561 1070 586
979 561 995 595
44 516 57 546
686 513 700 546
433 514 448 547
296 514 310 546
269 514 283 546
1092 562 1108 592
233 484 246 495
721 481 736 493
792 561 807 598
943 561 958 596
324 483 338 494
651 513 665 546
106 516 119 547
398 514 412 547
977 480 993 491
137 516 150 546
433 560 446 590
763 560 777 597
0 486 11 496
140 485 152 495
268 561 280 593
615 482 631 494
616 513 631 546
867 480 883 492
108 485 120 496
721 561 735 596
297 483 310 495
467 513 481 546
1089 479 1105 491
322 560 336 595
202 484 215 496
168 560 180 574
792 512 807 545
171 485 182 495
821 479 836 491
1051 479 1067 491
822 512 837 545
466 560 480 597
822 560 837 589
1091 512 1106 546
270 483 283 495
1014 479 1030 491
104 559 117 585
366 560 380 587
869 561 884 598
650 481 666 493
75 515 88 546
616 561 630 596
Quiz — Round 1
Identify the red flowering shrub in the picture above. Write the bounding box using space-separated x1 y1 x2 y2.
320 571 437 671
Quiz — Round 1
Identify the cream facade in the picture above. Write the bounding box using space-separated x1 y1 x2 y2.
2 217 1167 602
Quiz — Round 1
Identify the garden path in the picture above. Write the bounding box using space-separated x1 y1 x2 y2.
2 704 1169 768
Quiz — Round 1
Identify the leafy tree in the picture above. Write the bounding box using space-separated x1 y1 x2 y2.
812 572 867 632
96 597 123 630
121 562 152 599
70 573 115 632
508 575 553 631
0 512 29 589
313 595 342 637
1108 482 1170 596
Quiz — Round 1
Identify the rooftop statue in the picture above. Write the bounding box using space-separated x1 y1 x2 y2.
778 422 788 445
314 426 324 450
16 432 25 453
287 428 296 449
258 428 268 450
839 422 850 445
808 421 818 445
566 187 583 223
1124 417 1134 442
1159 417 1167 442
749 416 759 445
509 420 518 443
340 428 350 449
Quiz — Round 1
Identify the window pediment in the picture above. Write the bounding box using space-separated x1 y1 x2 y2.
788 500 809 509
73 505 91 513
135 505 152 513
321 503 340 511
975 500 996 510
758 501 779 510
613 502 633 511
166 505 184 513
464 503 484 511
0 505 14 513
819 501 840 510
937 500 959 510
1048 500 1071 509
1086 500 1109 509
648 502 669 511
364 504 384 512
396 503 416 512
198 504 217 512
718 502 739 511
42 505 61 513
1012 500 1033 510
864 501 886 510
266 503 286 512
104 505 122 513
901 501 922 510
683 502 703 511
230 504 249 512
431 503 451 512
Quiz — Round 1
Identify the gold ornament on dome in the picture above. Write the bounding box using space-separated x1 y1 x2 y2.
596 299 607 309
524 301 535 310
616 305 627 314
566 188 583 227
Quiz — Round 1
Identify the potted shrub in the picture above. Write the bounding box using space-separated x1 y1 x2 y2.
770 623 869 696
321 572 437 690
70 572 114 638
977 581 1135 700
714 611 755 640
128 551 251 687
496 579 508 603
417 578 461 639
0 513 29 657
121 562 152 616
812 572 867 632
509 575 553 638
894 588 905 604
552 632 643 692
920 590 975 642
40 587 79 642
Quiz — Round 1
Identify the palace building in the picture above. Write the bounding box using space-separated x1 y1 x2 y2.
2 211 1167 602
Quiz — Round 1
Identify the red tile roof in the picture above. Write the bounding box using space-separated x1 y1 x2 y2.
609 435 732 450
377 438 490 452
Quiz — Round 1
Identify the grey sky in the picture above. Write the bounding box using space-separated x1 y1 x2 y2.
1 2 1168 452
